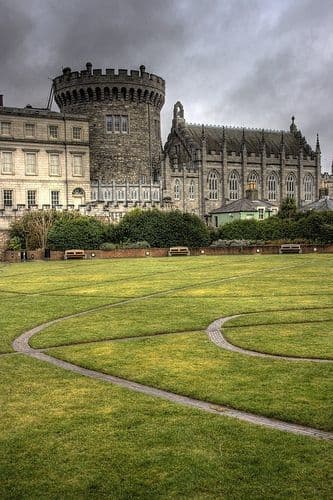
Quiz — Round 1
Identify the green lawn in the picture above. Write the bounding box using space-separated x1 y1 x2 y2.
48 331 333 431
1 255 332 498
1 355 332 499
224 309 333 358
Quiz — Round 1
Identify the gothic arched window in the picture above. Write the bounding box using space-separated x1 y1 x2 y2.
304 174 314 202
268 173 277 201
208 171 218 200
286 173 296 198
174 179 181 200
189 180 195 200
229 171 239 200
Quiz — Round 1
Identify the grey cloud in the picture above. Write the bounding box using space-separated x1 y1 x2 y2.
0 0 331 168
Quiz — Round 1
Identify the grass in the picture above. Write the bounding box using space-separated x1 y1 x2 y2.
224 309 333 358
48 331 333 431
1 355 333 499
1 255 333 497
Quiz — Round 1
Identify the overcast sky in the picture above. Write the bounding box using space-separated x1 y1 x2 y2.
1 0 332 170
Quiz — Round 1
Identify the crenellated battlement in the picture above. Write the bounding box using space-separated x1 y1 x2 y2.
53 62 165 110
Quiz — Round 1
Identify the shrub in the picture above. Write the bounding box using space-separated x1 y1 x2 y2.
100 242 119 250
47 215 105 250
113 209 210 247
121 241 151 249
7 236 22 251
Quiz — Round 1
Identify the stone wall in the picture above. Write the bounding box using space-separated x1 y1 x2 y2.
2 244 332 262
53 64 165 184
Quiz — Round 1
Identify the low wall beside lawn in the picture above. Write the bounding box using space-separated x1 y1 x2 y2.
2 243 333 262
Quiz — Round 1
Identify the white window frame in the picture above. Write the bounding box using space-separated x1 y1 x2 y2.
1 151 13 174
117 189 124 201
25 152 37 175
72 154 83 177
51 190 60 207
49 125 59 139
304 174 314 202
121 116 128 134
72 127 82 140
268 173 277 201
49 153 60 176
174 179 181 200
189 180 195 200
208 171 218 200
3 189 13 207
1 122 11 136
106 114 128 134
25 123 35 138
257 207 265 220
229 171 239 200
27 190 37 208
286 173 295 198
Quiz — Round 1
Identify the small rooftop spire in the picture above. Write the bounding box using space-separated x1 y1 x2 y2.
290 115 297 133
316 133 321 153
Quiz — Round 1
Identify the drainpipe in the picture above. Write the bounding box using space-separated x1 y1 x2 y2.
63 115 69 207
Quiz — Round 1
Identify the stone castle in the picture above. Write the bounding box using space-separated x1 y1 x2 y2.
0 62 332 231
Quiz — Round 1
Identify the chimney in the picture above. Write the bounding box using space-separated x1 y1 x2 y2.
0 95 3 107
245 182 258 201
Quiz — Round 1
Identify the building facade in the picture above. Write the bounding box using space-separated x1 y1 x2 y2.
0 106 90 229
163 102 321 218
0 65 329 238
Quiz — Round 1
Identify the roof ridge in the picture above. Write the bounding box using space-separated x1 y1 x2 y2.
186 122 289 134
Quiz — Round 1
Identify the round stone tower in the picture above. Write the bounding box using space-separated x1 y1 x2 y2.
53 63 165 183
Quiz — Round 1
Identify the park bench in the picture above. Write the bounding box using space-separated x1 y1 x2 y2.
279 244 302 254
64 249 86 260
168 246 190 256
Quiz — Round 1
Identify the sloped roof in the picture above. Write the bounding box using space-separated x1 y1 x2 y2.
0 106 87 121
210 198 277 214
181 124 313 156
300 197 333 212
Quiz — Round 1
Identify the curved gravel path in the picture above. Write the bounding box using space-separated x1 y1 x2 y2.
207 315 333 363
12 317 333 441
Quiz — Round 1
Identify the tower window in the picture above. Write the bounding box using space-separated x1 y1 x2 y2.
121 116 128 133
114 115 121 132
106 116 113 132
106 115 128 134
